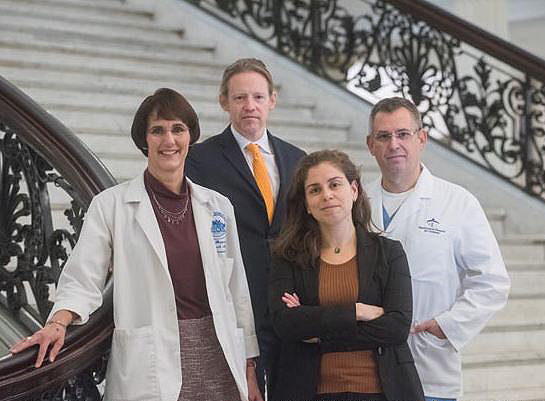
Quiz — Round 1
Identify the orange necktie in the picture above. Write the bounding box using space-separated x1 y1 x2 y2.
246 143 274 223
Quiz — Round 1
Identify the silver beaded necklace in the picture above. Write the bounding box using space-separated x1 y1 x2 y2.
151 191 189 224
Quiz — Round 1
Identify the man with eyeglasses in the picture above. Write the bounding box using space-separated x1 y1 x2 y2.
365 97 510 401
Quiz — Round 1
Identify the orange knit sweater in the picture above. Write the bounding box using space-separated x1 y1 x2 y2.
317 256 382 395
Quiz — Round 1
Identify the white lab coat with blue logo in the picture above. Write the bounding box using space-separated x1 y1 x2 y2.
366 165 510 398
49 174 259 401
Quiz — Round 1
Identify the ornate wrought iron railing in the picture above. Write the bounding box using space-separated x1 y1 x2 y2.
188 0 545 200
0 75 116 400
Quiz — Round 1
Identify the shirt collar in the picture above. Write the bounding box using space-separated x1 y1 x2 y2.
413 164 433 199
231 125 273 155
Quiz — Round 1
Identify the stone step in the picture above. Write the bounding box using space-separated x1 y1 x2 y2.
0 61 219 91
491 297 545 326
463 351 545 397
0 14 188 46
13 0 142 15
0 0 153 28
462 385 545 401
460 261 545 357
505 259 545 271
0 25 205 57
0 30 220 66
0 66 220 94
464 350 545 369
98 156 147 183
72 132 140 157
0 48 221 82
483 208 507 238
508 267 545 298
464 320 545 356
9 77 214 100
464 262 545 353
0 25 216 60
498 235 545 260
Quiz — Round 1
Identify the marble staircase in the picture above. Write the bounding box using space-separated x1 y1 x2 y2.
1 0 544 399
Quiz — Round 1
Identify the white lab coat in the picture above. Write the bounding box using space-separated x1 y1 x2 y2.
366 165 510 398
49 173 259 401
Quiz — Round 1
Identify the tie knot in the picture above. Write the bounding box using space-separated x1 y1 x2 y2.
246 143 261 157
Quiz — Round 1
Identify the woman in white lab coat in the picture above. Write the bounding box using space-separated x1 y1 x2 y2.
10 88 262 401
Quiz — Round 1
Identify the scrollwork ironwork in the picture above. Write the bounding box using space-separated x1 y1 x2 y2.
189 0 545 199
1 72 116 400
29 349 109 401
0 124 109 399
28 355 107 401
0 125 86 325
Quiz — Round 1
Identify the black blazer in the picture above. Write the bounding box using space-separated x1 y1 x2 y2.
268 228 424 401
185 126 305 334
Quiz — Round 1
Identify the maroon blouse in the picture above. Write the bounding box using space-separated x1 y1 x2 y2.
144 170 211 320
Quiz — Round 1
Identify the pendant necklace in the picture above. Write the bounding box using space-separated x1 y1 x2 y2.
151 191 189 224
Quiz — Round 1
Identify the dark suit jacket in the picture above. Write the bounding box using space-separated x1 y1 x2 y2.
185 126 305 336
268 228 425 401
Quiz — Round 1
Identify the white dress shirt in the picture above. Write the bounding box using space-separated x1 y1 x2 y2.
231 126 280 201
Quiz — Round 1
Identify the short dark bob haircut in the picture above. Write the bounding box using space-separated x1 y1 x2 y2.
131 88 200 156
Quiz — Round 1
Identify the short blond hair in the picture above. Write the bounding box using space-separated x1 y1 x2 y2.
219 58 275 98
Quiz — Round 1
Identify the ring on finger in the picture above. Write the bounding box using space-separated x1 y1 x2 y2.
26 336 32 341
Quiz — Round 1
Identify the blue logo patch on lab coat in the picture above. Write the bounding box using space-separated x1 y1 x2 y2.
211 211 227 254
418 217 447 234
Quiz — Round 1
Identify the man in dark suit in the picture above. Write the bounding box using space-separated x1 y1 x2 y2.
186 58 305 398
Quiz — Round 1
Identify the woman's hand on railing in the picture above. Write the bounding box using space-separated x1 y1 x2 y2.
9 310 75 368
355 303 384 321
10 324 65 368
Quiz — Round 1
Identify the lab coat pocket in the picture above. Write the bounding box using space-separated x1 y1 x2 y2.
423 330 450 348
106 325 158 401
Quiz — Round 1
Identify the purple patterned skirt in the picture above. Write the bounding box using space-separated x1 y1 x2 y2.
177 315 241 401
